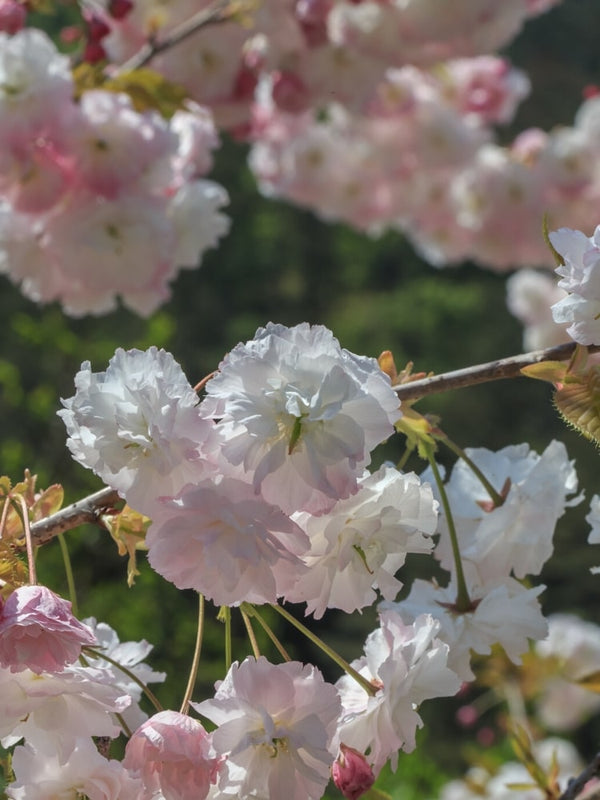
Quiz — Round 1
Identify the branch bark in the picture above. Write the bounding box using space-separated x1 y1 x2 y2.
394 341 598 401
559 753 600 800
29 487 121 548
117 0 234 74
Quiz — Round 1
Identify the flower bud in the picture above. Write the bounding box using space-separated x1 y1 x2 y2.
332 744 375 800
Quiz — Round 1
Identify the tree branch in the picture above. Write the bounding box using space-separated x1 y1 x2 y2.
29 487 121 548
395 341 599 401
559 753 600 800
116 0 235 74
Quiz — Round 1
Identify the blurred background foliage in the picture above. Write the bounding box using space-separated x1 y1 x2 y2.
3 1 600 796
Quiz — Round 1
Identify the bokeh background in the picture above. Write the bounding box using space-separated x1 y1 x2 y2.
3 1 600 796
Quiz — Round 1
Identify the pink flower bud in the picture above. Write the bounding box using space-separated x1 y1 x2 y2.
0 0 26 34
83 11 110 42
108 0 134 19
272 70 310 114
83 40 107 64
0 585 97 673
124 710 223 800
332 744 375 800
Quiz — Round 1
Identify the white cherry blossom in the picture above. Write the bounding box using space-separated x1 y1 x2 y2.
58 347 217 515
287 465 437 618
336 610 461 772
202 322 401 514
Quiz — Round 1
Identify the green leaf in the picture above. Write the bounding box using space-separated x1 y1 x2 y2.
104 69 189 118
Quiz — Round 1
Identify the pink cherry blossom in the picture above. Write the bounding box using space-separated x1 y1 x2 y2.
146 476 309 606
0 585 97 674
124 710 222 800
195 656 341 800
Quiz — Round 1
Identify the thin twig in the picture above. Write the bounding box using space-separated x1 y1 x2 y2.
395 342 600 402
116 0 234 74
29 487 121 548
558 753 600 800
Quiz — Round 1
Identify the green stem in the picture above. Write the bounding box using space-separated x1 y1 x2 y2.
83 646 163 714
396 444 413 472
269 603 377 696
424 444 471 611
223 606 232 672
441 437 504 507
180 593 205 715
242 604 291 662
58 532 78 615
240 607 261 659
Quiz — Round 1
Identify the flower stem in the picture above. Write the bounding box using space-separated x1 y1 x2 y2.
440 436 504 507
270 603 377 696
83 646 164 715
242 604 291 661
180 593 205 715
240 607 261 659
424 443 471 611
57 532 78 615
13 495 36 586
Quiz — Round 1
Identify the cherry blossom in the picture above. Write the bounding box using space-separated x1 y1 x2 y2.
336 611 461 772
82 618 166 730
195 656 341 800
430 440 578 584
0 585 97 674
7 738 143 800
395 570 548 681
58 346 218 515
506 269 569 350
550 225 600 345
287 465 437 618
533 614 600 730
439 738 583 800
146 476 309 606
124 710 222 800
0 663 131 751
332 744 375 800
202 322 401 514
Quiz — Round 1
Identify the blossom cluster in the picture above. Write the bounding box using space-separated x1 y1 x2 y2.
23 320 582 798
0 1 576 315
0 27 229 315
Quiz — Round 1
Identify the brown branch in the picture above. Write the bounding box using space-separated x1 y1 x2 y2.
116 0 235 74
29 487 122 548
559 753 600 800
395 342 600 402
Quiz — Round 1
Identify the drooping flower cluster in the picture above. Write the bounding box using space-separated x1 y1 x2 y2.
53 321 584 796
60 323 407 608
